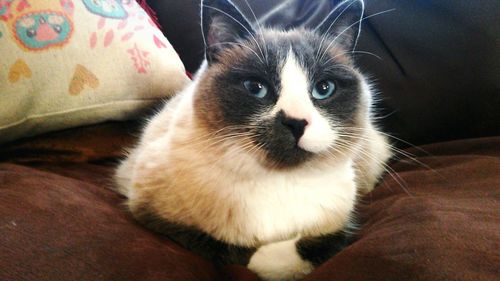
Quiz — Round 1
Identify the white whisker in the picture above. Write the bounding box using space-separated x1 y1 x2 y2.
242 0 269 63
209 42 264 64
315 0 359 61
318 8 395 62
322 50 382 65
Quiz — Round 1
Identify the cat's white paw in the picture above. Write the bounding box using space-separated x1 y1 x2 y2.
248 238 314 281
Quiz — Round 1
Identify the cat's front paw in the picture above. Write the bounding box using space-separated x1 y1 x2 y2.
247 238 314 281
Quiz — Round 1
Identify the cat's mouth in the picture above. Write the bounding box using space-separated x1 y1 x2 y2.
251 127 315 169
263 144 313 168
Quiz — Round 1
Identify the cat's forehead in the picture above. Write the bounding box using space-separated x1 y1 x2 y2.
228 28 353 68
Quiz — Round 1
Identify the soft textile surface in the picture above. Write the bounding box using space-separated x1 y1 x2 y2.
0 0 189 143
0 123 498 281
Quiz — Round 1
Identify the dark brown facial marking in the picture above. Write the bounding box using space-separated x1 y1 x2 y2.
197 0 367 169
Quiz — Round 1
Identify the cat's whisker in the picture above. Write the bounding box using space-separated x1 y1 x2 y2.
209 42 264 64
352 0 365 52
185 124 253 141
331 138 395 176
346 143 413 196
336 126 430 155
351 50 382 60
334 130 442 178
204 136 264 172
337 126 413 144
239 143 259 155
313 0 360 61
322 145 349 162
314 0 360 61
244 142 265 162
203 133 256 148
241 0 269 64
369 110 398 120
333 139 412 196
322 50 382 66
335 127 443 177
186 136 259 178
181 130 253 147
318 8 395 63
183 131 258 156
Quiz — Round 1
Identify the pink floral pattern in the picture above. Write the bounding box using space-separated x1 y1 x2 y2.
127 43 149 73
86 0 168 55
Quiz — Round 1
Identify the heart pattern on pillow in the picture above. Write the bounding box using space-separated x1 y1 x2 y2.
0 0 189 143
8 58 31 83
69 64 100 96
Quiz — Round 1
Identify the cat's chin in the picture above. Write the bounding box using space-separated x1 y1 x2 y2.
260 145 314 170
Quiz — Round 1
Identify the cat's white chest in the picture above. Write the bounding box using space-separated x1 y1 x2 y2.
209 161 357 246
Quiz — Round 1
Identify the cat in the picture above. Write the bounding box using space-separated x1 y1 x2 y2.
115 0 391 280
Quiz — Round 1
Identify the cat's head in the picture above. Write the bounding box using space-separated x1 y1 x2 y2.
194 0 373 169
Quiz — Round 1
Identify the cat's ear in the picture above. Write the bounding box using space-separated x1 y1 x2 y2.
201 0 255 64
316 0 365 51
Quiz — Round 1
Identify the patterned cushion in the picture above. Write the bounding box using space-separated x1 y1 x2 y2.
0 0 189 143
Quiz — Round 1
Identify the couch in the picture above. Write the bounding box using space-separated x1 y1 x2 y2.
1 1 498 280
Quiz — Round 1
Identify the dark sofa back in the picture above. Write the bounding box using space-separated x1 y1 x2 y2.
147 0 499 146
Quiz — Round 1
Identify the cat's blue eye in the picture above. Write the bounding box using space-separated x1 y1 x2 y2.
312 80 336 100
243 80 268 98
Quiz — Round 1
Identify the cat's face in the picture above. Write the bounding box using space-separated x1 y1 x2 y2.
195 0 370 169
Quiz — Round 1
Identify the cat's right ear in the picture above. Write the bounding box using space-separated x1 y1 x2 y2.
201 0 255 64
316 0 365 51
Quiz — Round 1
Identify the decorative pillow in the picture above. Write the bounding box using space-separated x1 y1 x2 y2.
0 0 190 144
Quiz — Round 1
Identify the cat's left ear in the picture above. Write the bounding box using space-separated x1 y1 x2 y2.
201 0 255 64
316 0 365 51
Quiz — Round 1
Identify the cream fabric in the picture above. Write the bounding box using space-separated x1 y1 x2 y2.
0 0 189 143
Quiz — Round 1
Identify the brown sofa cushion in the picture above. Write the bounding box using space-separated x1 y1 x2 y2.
0 123 498 281
304 137 500 281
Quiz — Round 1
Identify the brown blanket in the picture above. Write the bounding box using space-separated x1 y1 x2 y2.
0 122 498 281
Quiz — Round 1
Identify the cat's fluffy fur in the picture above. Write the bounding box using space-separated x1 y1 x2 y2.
115 0 391 280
